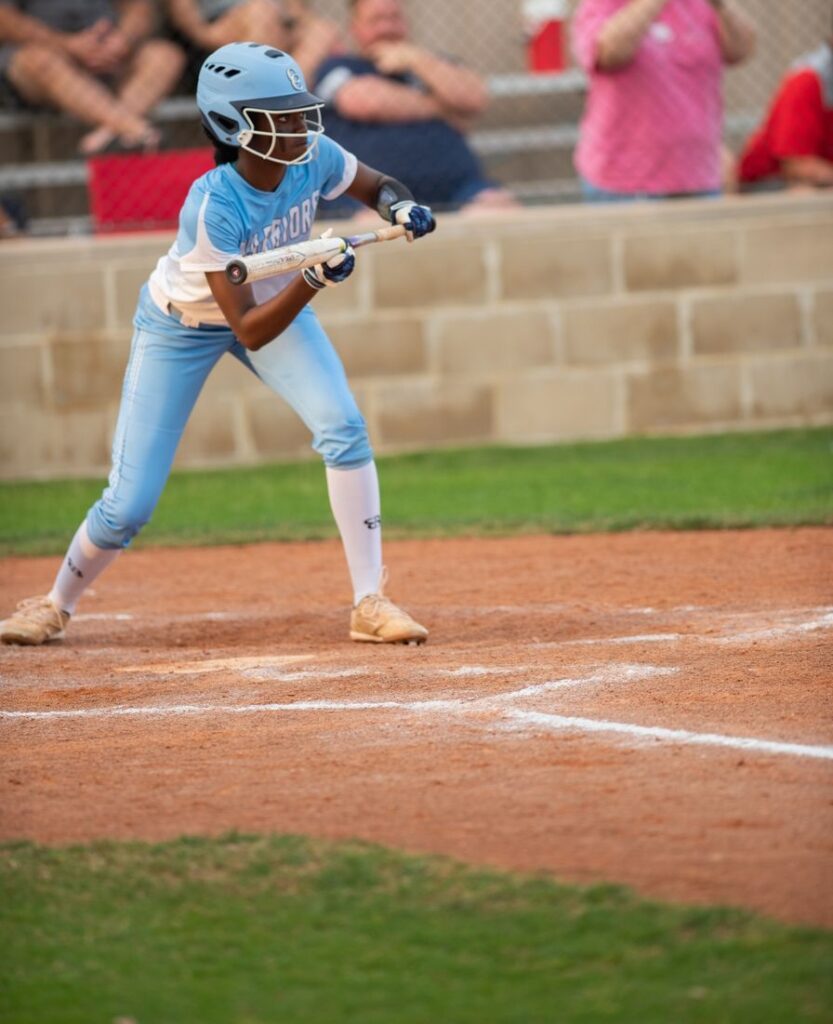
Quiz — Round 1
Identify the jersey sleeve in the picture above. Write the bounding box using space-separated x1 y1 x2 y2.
315 134 358 201
767 70 827 158
177 184 243 273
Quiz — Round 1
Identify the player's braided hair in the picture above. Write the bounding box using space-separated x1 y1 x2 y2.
202 123 238 166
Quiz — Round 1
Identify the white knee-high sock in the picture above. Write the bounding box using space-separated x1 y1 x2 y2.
49 521 121 615
326 462 384 604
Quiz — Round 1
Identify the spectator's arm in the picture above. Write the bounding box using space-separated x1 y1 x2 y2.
594 0 669 70
711 1 756 65
319 68 444 123
0 3 68 46
115 0 155 46
0 3 111 68
371 43 488 118
165 0 213 48
781 156 833 188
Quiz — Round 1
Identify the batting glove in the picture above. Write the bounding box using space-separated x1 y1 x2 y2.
390 200 436 242
303 243 356 290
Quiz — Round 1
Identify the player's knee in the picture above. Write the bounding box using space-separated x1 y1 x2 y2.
86 496 154 550
314 417 372 469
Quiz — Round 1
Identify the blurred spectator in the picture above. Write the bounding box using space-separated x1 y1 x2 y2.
737 25 833 191
0 0 185 155
572 0 756 201
313 0 518 216
165 0 341 81
0 195 26 236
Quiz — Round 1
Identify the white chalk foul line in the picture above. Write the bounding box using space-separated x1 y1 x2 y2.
712 612 833 645
561 633 683 646
488 664 677 702
0 700 402 720
531 611 833 650
501 711 833 761
2 659 831 761
116 654 314 676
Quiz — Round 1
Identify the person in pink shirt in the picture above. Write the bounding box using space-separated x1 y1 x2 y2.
572 0 756 201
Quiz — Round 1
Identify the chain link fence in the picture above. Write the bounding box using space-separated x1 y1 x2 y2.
0 0 830 236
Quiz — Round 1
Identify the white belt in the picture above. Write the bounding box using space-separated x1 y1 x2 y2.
148 278 206 328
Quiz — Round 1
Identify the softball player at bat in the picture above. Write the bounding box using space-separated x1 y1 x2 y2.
0 41 435 647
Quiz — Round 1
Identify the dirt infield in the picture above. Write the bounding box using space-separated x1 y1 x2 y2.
1 529 831 927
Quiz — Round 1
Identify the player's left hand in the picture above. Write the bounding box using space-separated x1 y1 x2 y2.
390 201 436 242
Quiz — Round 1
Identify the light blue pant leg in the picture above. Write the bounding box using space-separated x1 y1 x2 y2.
86 322 229 549
231 305 372 469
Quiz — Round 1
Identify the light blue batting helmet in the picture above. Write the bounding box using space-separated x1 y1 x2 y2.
197 42 325 164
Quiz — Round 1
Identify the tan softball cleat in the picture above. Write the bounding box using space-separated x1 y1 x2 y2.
350 571 428 645
0 595 70 645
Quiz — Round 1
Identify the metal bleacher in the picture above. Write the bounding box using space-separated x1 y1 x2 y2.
0 69 759 235
0 70 593 235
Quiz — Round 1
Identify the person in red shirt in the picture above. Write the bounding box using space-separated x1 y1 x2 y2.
738 31 833 189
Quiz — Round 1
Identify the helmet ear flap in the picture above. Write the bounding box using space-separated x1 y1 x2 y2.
208 110 241 143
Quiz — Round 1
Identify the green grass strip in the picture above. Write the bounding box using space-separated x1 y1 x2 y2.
1 834 830 1023
0 428 830 556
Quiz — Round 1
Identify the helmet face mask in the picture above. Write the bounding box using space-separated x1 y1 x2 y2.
197 42 325 166
237 104 324 165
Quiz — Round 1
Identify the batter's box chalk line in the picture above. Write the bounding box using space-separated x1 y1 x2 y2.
531 607 833 650
3 660 832 762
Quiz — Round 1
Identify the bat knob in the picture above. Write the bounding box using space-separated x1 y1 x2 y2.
226 259 248 285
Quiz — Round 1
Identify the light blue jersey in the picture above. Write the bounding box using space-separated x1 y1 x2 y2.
148 135 357 326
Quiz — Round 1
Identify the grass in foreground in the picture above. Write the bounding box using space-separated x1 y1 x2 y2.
0 428 830 556
1 833 831 1024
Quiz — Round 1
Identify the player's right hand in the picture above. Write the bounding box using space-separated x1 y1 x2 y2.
302 244 356 289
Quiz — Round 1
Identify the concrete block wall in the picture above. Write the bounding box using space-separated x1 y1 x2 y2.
1 193 832 480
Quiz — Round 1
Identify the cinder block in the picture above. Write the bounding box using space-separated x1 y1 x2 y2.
624 231 738 291
49 335 131 409
113 265 155 328
813 289 833 347
372 240 487 308
0 343 44 404
627 364 742 430
500 235 613 299
742 221 833 284
308 268 364 313
0 408 111 479
326 316 427 377
0 267 107 334
175 397 239 464
747 353 833 418
246 391 315 459
376 380 493 446
435 309 554 375
497 370 619 440
562 299 678 365
692 292 802 355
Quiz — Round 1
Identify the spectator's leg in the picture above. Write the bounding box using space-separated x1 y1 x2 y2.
117 39 186 119
80 39 184 155
7 44 154 153
201 0 289 50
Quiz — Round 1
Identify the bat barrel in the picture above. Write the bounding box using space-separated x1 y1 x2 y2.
226 259 249 286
